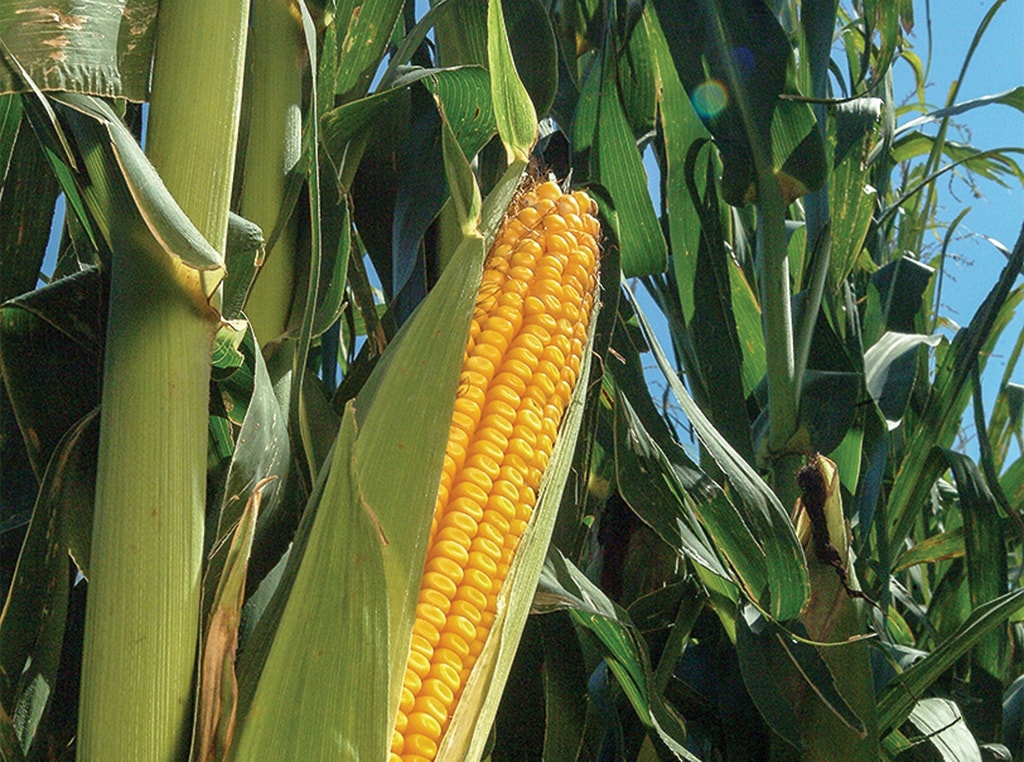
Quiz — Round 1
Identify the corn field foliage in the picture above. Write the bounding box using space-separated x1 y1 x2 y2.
0 0 1023 760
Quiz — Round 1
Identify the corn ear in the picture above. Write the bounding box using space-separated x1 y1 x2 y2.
390 180 601 761
791 454 879 760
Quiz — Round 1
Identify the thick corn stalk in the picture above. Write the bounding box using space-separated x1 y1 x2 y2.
391 180 601 761
239 0 304 348
75 1 248 759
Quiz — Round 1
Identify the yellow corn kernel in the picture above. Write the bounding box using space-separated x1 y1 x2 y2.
391 180 599 760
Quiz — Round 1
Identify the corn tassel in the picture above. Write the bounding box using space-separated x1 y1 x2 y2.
390 180 600 761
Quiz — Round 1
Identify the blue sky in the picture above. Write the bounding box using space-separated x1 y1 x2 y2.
892 0 1023 451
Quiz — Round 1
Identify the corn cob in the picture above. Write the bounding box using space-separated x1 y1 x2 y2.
390 180 600 762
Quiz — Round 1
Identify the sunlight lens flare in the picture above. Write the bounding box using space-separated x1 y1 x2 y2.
691 80 728 119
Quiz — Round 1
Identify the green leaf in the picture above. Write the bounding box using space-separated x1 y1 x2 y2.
652 0 823 204
502 0 558 119
940 449 1008 737
828 144 878 291
612 386 734 584
0 97 61 303
539 613 588 760
870 255 935 335
834 97 883 165
534 549 700 761
487 0 536 162
420 67 497 158
331 0 404 103
617 5 658 140
627 285 809 621
440 106 483 236
679 140 755 461
310 193 351 340
898 86 1024 133
0 407 95 759
886 226 1024 546
230 408 390 760
903 698 982 761
288 0 330 482
892 527 965 572
647 4 710 322
877 589 1024 735
863 332 942 424
0 0 157 101
0 268 103 478
221 213 266 321
891 134 1024 187
736 604 827 749
798 370 861 455
56 94 223 275
0 439 72 732
328 65 495 302
204 324 292 609
573 47 666 277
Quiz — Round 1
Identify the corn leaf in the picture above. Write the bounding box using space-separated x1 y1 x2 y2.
488 0 536 162
863 332 943 426
886 225 1024 546
893 526 965 572
877 588 1024 735
203 325 291 618
572 45 667 278
52 93 223 285
332 0 404 103
195 477 267 762
0 268 102 479
0 0 157 100
828 143 878 292
440 107 483 236
736 603 867 752
626 284 810 620
647 5 710 322
941 449 1008 737
221 213 266 321
0 97 61 303
533 548 700 762
612 386 735 582
904 698 982 760
897 86 1024 133
0 425 76 753
501 0 557 119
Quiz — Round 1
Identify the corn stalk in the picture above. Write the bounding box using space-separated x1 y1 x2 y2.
75 1 249 759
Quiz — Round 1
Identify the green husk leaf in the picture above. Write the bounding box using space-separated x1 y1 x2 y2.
229 410 389 760
353 240 487 725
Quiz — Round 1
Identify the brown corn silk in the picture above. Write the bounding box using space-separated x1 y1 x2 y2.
390 180 601 761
